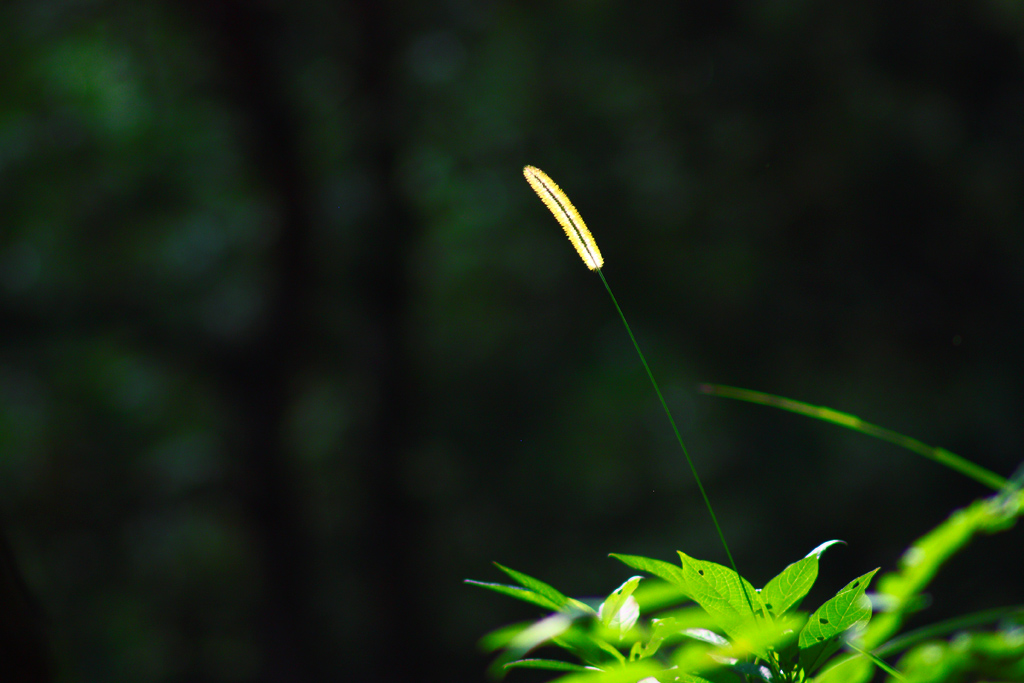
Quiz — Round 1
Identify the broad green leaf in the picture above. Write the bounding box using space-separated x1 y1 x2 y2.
799 568 879 673
761 540 844 617
494 562 571 610
503 658 592 672
599 576 642 632
676 551 764 645
465 579 563 612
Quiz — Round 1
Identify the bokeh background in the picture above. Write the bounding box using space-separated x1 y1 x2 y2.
1 1 1023 681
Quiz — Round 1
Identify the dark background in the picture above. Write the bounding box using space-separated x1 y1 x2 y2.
1 1 1022 682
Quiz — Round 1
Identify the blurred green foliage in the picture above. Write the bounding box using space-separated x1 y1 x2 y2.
1 1 1023 682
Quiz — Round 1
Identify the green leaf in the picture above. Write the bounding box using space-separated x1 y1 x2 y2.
567 597 600 617
676 551 764 645
638 609 723 660
799 568 879 674
493 562 572 610
503 658 592 672
760 540 844 617
550 660 666 683
631 580 690 612
610 553 688 589
813 655 874 683
640 616 676 659
489 612 578 677
593 637 626 665
478 621 532 653
730 662 774 681
599 576 642 632
464 579 563 612
550 625 620 668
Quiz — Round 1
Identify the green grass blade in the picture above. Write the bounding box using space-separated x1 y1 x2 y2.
493 562 572 610
699 384 1006 491
503 658 592 672
610 553 688 589
464 579 563 612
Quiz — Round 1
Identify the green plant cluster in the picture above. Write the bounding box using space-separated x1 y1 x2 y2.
469 445 1024 683
474 166 1024 682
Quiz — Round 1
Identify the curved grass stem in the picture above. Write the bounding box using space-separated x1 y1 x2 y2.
699 384 1006 491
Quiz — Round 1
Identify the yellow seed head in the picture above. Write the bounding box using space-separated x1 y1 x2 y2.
523 165 603 270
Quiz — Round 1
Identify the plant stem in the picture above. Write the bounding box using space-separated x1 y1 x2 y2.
596 269 756 618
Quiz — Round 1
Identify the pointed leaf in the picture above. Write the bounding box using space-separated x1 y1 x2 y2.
465 580 562 611
593 637 627 664
550 624 619 668
503 658 592 672
601 596 639 638
493 562 571 610
760 540 844 617
610 553 688 589
567 597 599 617
799 568 879 673
599 576 642 631
676 551 764 644
640 616 678 659
681 628 729 646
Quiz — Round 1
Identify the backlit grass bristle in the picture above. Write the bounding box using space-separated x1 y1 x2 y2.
523 165 603 270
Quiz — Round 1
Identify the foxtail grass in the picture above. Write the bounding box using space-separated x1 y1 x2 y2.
523 165 755 619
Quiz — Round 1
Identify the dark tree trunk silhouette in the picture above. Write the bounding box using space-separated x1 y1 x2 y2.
178 2 323 681
349 2 435 681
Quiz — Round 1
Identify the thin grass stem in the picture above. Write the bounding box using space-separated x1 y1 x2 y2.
596 270 756 619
